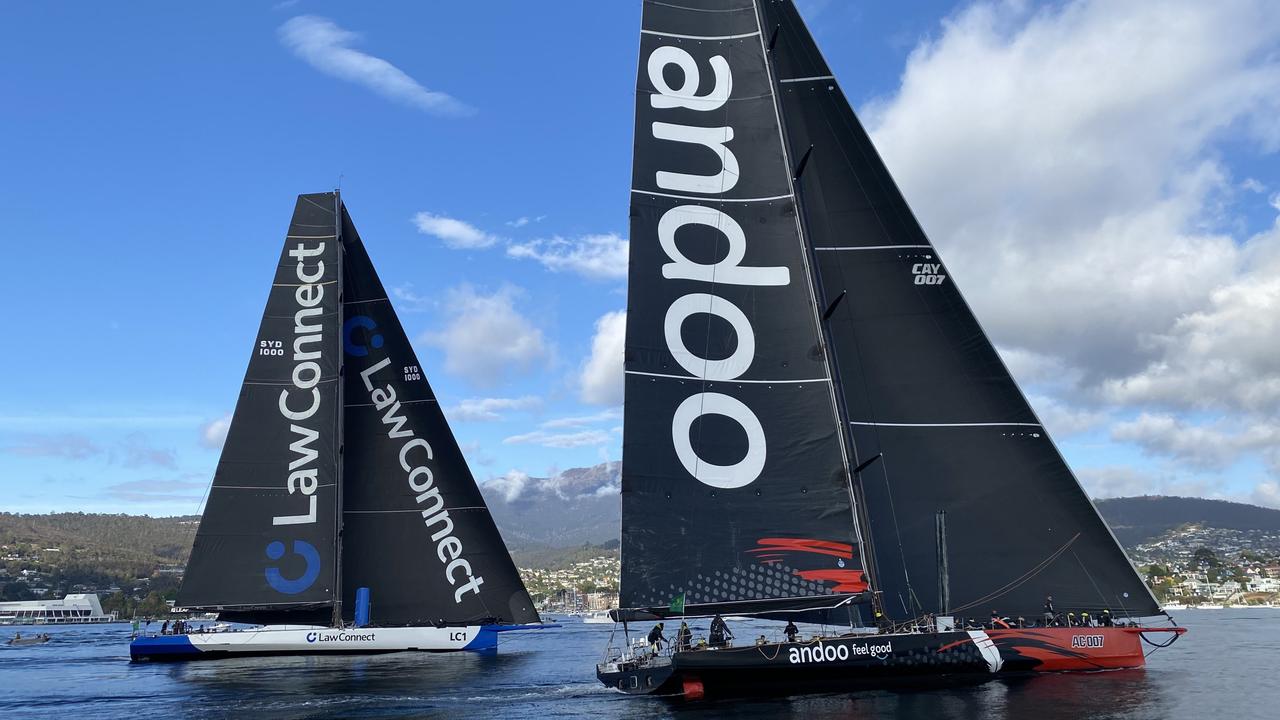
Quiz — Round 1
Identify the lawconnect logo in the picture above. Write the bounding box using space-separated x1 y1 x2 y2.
306 631 376 643
264 540 320 595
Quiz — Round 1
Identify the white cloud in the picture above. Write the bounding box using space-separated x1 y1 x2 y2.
502 429 612 449
1027 395 1105 437
580 310 626 405
199 414 232 450
449 396 541 422
540 408 623 430
506 215 546 228
860 0 1280 497
278 15 473 116
1110 413 1280 471
486 470 530 502
507 233 629 280
1253 481 1280 509
865 0 1280 384
1077 465 1216 500
412 212 500 249
1102 225 1280 415
424 285 552 386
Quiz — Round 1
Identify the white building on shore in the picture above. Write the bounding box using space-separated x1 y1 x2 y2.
0 593 118 625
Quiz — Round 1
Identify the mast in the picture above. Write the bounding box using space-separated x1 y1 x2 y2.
332 190 345 629
936 511 949 615
752 0 877 599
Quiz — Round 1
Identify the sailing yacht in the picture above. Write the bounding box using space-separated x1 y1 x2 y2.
596 0 1183 698
131 193 546 661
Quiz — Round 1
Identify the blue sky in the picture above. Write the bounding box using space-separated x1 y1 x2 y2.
2 0 1279 515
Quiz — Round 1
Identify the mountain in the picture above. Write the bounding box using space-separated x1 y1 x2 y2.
1094 496 1280 547
480 462 622 549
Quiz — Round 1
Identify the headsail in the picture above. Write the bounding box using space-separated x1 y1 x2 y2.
178 193 342 614
759 0 1160 619
339 207 539 626
619 0 870 619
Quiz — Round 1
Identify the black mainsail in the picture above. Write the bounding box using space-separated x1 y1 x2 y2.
179 192 537 628
615 0 1159 625
759 0 1159 620
179 193 342 617
620 0 871 619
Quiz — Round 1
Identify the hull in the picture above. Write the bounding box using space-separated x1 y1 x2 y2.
598 626 1185 699
988 626 1183 672
130 625 495 662
599 630 1002 699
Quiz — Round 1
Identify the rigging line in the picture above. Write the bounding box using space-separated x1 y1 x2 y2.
877 453 916 616
1069 547 1110 609
949 533 1081 614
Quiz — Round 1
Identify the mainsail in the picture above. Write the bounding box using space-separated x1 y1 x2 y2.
619 0 870 618
616 0 1160 624
339 207 539 626
179 193 342 615
180 192 537 627
758 0 1160 620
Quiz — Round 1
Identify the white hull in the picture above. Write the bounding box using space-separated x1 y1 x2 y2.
131 624 492 660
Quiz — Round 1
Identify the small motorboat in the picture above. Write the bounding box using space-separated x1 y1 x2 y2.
7 633 51 647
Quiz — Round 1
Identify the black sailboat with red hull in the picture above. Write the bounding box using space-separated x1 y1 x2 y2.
597 0 1183 699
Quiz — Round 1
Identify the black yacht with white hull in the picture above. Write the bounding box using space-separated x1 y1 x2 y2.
132 193 547 661
597 0 1182 699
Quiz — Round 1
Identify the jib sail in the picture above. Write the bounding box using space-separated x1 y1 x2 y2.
618 0 870 619
339 206 539 626
178 193 342 613
759 0 1160 619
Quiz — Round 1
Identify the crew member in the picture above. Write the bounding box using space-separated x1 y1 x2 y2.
1080 611 1092 627
675 621 692 651
1043 595 1056 626
1100 608 1114 627
709 613 734 647
784 620 799 643
1066 612 1076 627
647 622 667 656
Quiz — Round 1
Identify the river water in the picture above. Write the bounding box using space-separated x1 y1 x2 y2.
0 609 1273 718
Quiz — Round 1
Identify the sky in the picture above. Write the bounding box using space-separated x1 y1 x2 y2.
1 0 1278 515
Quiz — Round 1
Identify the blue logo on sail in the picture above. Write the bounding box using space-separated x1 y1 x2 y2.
343 316 383 357
264 540 321 595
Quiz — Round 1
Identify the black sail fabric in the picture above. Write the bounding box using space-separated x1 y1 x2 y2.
758 0 1160 620
339 207 539 626
619 0 869 618
178 193 341 612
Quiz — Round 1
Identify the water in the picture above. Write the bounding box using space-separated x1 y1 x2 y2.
0 610 1274 719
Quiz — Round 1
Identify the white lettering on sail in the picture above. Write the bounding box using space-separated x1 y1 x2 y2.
648 46 731 112
664 293 756 381
357 355 485 604
274 240 327 527
659 205 789 286
647 42 774 489
653 122 739 194
671 392 766 489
